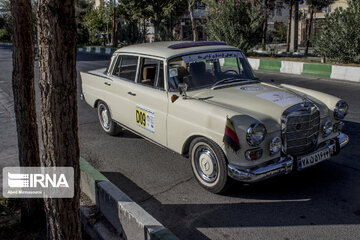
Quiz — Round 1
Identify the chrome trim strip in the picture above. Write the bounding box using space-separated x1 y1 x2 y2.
227 156 293 183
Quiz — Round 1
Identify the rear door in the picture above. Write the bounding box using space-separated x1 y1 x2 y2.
107 54 139 127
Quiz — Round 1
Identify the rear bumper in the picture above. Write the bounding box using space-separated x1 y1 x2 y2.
227 132 349 183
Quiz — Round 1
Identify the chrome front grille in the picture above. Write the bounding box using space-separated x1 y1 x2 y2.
281 103 320 156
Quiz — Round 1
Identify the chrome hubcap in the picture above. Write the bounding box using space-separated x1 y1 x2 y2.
194 147 218 183
99 105 110 129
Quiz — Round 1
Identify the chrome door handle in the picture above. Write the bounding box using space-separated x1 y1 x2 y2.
104 82 111 86
127 92 136 96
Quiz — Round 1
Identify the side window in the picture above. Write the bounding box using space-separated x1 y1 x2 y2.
112 55 138 81
139 57 164 90
119 55 138 81
112 56 121 76
168 58 189 91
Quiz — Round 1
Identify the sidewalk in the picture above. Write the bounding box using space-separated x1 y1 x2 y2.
0 47 18 194
0 81 18 193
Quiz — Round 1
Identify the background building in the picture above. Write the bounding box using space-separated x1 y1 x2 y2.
298 0 348 45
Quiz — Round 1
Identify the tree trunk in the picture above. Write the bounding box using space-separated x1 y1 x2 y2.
188 0 197 41
321 55 326 63
112 5 117 47
11 0 46 231
262 0 268 51
291 1 299 52
153 13 160 41
143 18 147 42
305 7 314 54
37 1 81 239
286 0 293 52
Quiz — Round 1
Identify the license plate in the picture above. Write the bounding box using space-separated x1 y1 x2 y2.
297 148 331 170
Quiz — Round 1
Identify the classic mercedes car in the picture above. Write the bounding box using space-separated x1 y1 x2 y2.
80 41 349 193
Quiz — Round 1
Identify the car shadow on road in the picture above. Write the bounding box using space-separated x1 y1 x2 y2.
102 167 360 239
118 130 143 139
101 120 360 239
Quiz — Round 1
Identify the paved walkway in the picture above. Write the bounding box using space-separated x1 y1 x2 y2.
0 76 18 193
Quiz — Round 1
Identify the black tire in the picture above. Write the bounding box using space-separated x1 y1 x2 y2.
97 101 121 136
189 137 229 193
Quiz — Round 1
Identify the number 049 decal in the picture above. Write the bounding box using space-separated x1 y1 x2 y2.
135 105 155 133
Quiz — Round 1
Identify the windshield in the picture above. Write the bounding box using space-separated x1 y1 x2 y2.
167 51 255 91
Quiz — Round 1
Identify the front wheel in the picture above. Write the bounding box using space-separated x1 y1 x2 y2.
97 101 121 136
190 137 229 193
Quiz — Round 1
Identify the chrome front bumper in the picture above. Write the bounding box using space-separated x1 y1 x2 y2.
337 132 349 149
228 132 349 183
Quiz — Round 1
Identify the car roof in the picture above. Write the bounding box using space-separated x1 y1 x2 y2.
114 41 241 59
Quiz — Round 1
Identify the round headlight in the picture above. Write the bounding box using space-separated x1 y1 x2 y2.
334 100 348 120
322 120 333 137
269 136 282 155
246 123 266 147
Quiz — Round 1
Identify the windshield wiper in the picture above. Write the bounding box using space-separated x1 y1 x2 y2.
211 77 248 88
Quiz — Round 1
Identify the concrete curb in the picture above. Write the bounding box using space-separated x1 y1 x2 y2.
302 63 332 78
248 58 360 83
331 65 360 82
80 157 179 240
280 60 304 75
247 58 260 70
77 46 115 55
221 55 359 83
81 205 124 240
258 59 281 72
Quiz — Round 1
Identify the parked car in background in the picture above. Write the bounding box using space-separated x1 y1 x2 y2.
81 41 349 193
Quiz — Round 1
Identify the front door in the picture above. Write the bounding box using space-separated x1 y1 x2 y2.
127 57 168 146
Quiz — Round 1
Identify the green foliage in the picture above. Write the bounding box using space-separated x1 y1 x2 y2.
313 0 360 63
76 0 93 45
0 28 10 41
0 0 37 43
117 0 152 22
82 3 112 45
117 21 143 44
116 0 187 41
269 22 287 43
0 0 12 41
203 0 265 52
305 0 334 11
116 0 151 43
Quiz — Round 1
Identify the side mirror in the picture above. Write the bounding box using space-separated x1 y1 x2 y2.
178 83 188 97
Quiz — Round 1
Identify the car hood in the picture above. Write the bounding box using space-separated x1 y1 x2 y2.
189 82 329 132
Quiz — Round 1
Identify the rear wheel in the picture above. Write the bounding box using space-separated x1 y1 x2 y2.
97 101 121 136
190 137 229 193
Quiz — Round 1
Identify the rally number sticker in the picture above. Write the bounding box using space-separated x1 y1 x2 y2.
135 105 155 133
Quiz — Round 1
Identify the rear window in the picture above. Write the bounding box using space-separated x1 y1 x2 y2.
112 55 138 82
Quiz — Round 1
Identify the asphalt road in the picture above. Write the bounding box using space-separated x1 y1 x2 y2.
1 47 360 240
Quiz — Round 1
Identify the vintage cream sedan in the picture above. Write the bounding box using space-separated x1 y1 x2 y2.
81 41 349 193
